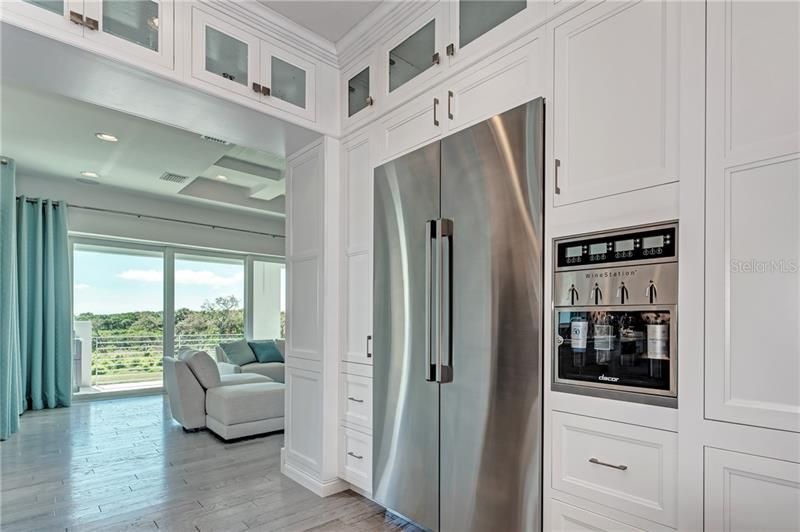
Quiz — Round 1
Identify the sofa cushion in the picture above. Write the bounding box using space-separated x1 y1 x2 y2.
241 362 285 383
176 346 196 361
206 382 285 425
249 340 284 363
274 339 285 357
220 373 272 386
218 339 257 366
185 350 221 389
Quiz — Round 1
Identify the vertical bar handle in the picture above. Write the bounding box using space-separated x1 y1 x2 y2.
447 90 454 120
424 220 437 381
436 219 454 383
433 98 440 127
554 158 561 194
366 335 372 358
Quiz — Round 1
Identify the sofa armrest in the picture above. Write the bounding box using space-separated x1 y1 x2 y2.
217 362 241 375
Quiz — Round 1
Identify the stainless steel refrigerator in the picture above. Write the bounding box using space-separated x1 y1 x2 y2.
373 98 544 532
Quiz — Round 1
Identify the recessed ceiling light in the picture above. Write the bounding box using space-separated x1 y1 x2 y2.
95 132 118 142
80 171 100 178
215 174 228 181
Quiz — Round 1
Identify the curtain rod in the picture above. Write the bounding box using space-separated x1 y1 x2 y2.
17 198 285 239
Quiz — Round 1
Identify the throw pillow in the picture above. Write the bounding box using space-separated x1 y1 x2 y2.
219 339 257 366
248 340 284 364
274 339 285 357
185 351 221 389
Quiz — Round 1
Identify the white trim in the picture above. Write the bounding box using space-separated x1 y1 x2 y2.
281 447 351 497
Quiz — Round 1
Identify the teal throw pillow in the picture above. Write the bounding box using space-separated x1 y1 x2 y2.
249 340 284 364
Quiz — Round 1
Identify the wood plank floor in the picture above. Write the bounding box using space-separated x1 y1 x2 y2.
0 395 419 532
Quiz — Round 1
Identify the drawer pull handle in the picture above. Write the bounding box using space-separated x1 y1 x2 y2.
589 457 628 471
347 396 364 403
347 451 363 460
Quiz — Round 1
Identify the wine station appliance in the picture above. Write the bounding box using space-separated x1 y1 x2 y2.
553 222 678 407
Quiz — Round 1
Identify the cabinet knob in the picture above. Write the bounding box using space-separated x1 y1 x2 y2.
262 86 271 96
84 16 99 31
252 82 262 93
446 43 455 56
432 52 440 65
366 96 374 106
69 10 84 25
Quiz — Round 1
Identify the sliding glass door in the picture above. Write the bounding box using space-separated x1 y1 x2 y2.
72 243 165 394
174 253 245 352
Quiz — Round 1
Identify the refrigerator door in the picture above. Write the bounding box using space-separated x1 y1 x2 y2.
439 99 545 532
373 141 441 530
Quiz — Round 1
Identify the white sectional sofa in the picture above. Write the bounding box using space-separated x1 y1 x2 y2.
163 349 284 440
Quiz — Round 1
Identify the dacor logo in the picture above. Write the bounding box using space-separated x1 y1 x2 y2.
598 374 620 383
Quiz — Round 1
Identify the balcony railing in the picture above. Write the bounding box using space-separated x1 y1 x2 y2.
90 333 242 386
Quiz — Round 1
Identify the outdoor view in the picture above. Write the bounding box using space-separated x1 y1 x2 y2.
73 244 282 393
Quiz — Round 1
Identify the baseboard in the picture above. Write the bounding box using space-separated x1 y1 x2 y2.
281 447 350 497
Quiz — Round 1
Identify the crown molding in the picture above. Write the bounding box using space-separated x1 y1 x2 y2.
201 0 340 67
336 0 435 70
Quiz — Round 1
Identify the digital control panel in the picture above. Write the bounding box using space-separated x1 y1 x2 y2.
556 224 676 269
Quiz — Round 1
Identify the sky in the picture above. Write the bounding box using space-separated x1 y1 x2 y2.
73 247 246 315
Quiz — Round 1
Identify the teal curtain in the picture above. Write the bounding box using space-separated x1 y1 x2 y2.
1 158 23 440
17 195 72 410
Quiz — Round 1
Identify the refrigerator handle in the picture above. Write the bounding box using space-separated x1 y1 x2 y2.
437 218 454 383
424 220 437 382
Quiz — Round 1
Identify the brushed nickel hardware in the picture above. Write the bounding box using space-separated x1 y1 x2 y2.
262 86 270 96
447 90 454 120
366 96 374 106
432 52 440 65
433 98 440 126
347 451 363 460
446 43 455 56
425 220 436 381
366 334 373 357
221 73 236 81
84 16 99 30
252 82 262 93
69 10 84 25
589 457 628 471
347 396 364 403
554 158 561 194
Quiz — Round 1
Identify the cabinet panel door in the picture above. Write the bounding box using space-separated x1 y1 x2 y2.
705 448 800 532
705 0 800 433
549 499 645 532
552 0 680 206
285 367 322 474
261 44 316 121
340 426 372 492
342 55 378 129
447 31 542 132
377 88 444 163
344 252 371 365
2 0 84 36
83 0 174 70
191 7 259 100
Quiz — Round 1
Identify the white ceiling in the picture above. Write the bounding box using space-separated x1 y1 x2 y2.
261 0 383 42
1 84 288 215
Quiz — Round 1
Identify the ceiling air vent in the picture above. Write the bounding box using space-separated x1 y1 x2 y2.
201 134 231 146
159 172 190 184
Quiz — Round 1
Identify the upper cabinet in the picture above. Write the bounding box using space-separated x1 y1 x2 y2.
341 52 378 129
191 6 315 121
550 0 681 206
705 0 800 433
4 0 174 69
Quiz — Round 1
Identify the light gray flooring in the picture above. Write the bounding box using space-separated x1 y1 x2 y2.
0 395 417 532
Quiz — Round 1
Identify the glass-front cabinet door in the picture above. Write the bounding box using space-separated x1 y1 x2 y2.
382 3 444 99
6 0 85 35
348 67 371 117
191 7 259 100
82 0 174 69
447 0 530 65
260 45 315 120
342 55 377 126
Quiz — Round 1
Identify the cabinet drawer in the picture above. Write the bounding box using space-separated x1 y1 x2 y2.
550 499 645 532
552 411 677 527
341 373 372 431
340 426 372 493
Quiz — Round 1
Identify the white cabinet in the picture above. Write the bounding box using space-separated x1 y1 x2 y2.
342 53 378 129
705 448 800 532
549 499 645 532
552 411 677 528
341 373 372 432
377 86 444 163
191 6 316 120
339 426 372 492
705 0 800 434
550 0 681 206
3 0 174 69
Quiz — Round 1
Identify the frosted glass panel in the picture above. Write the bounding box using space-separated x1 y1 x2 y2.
205 26 248 86
102 1 160 51
271 56 306 109
460 0 525 48
348 67 370 117
389 20 435 92
24 0 63 15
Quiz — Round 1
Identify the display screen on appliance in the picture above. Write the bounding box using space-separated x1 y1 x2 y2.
642 235 665 249
589 243 607 255
566 245 582 258
615 239 635 252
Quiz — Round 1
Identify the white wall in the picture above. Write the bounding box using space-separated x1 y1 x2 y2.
252 260 284 339
16 174 285 256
